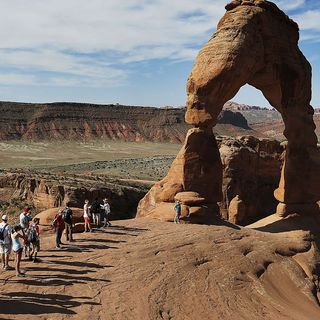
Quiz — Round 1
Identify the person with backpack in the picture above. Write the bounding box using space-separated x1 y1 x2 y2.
90 198 101 227
52 210 65 249
27 218 40 262
11 224 26 277
101 198 112 227
83 199 92 232
62 203 74 242
0 214 12 271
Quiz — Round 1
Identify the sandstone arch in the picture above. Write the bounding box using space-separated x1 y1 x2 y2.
137 0 320 223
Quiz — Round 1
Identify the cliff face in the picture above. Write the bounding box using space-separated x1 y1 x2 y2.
0 171 148 219
0 101 250 143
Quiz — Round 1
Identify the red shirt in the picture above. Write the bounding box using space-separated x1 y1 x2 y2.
54 214 64 230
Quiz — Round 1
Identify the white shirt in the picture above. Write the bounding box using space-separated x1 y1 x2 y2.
83 204 90 217
0 222 12 244
101 203 110 214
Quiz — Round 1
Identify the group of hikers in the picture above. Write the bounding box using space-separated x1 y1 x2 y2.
0 197 112 277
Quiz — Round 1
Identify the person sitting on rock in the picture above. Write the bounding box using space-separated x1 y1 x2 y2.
52 210 65 249
100 198 112 227
0 214 12 271
27 217 40 262
62 203 74 242
11 224 26 277
174 200 182 224
83 200 92 232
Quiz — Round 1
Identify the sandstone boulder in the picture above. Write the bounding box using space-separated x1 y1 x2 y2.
35 207 84 233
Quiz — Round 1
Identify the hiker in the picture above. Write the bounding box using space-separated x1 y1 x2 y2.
27 218 40 262
0 214 12 271
11 225 26 277
174 200 182 224
62 203 74 242
19 207 32 233
83 199 92 232
52 210 65 249
91 198 101 227
19 207 32 258
101 198 111 227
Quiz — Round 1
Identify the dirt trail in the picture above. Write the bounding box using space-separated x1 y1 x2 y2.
0 222 146 320
1 218 320 320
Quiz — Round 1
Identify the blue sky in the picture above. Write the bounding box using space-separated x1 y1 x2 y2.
0 0 319 108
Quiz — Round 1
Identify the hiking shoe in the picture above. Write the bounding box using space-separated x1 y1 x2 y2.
3 265 9 271
16 273 26 277
55 246 61 249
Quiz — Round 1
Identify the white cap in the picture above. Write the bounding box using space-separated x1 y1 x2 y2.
1 214 8 221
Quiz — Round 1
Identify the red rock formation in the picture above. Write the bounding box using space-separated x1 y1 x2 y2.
219 136 283 224
0 101 250 143
137 135 284 224
138 0 320 223
0 172 146 219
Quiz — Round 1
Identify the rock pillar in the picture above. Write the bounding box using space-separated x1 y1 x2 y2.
137 127 222 223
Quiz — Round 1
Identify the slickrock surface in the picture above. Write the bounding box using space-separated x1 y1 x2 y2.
1 217 320 319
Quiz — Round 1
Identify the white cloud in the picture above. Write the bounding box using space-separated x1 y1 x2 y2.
274 0 306 11
0 0 316 88
0 0 228 87
293 11 320 30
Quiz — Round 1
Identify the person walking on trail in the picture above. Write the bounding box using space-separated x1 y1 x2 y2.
0 214 12 271
27 218 40 262
174 200 182 224
62 203 74 242
101 198 111 227
83 200 92 232
91 198 101 227
11 225 26 277
19 207 32 258
52 210 65 249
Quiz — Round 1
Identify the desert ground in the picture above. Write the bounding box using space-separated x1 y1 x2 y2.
0 141 180 180
1 216 320 320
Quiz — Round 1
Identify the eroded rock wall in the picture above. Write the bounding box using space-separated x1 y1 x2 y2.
0 172 147 219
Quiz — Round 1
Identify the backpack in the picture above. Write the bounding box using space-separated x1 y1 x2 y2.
27 226 38 243
62 208 72 222
0 224 8 242
91 202 100 213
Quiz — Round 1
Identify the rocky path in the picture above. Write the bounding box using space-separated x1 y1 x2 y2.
0 222 148 320
1 218 320 320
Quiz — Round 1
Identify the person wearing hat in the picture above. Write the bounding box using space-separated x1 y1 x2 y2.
0 214 12 270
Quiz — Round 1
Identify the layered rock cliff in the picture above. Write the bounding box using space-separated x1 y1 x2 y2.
0 101 250 142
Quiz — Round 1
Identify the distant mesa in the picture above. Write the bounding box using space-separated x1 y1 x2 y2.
0 101 251 142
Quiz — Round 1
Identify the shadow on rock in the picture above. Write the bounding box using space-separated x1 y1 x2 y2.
0 292 100 315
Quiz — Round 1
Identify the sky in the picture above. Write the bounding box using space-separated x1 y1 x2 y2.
0 0 319 108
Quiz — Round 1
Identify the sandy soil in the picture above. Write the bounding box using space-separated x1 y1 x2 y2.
1 217 320 320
